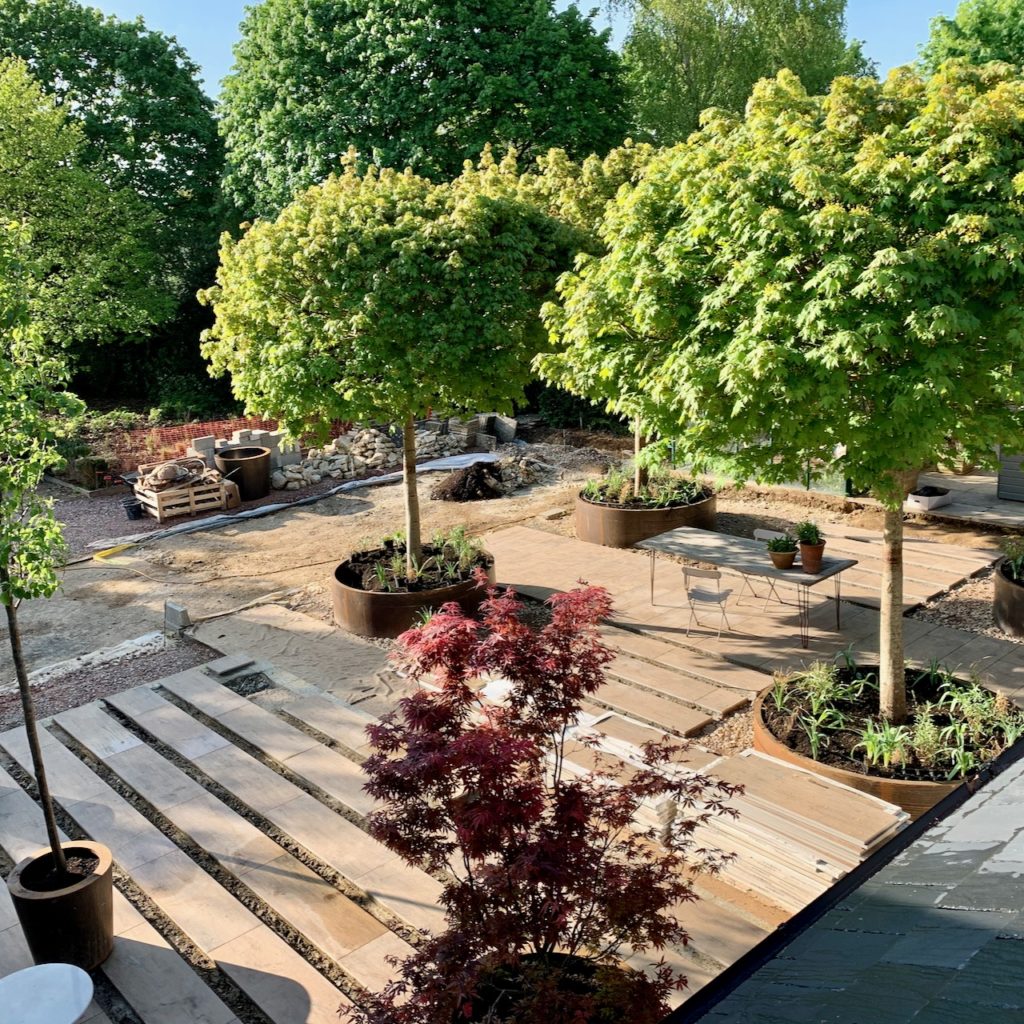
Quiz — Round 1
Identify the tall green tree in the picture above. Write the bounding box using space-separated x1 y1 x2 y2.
921 0 1024 72
0 60 169 366
201 152 580 571
622 0 872 143
0 0 223 314
1 220 84 875
220 0 628 221
541 63 1024 720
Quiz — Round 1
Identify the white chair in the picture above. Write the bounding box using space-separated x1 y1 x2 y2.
747 529 788 609
683 567 733 638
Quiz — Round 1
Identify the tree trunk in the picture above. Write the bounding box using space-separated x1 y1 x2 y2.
3 588 67 874
879 505 908 723
633 422 648 496
402 415 422 576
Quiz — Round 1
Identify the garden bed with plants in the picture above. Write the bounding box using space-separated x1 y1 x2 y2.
760 660 1023 783
579 468 711 511
337 528 492 594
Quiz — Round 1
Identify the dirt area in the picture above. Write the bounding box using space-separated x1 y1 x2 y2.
5 439 1021 727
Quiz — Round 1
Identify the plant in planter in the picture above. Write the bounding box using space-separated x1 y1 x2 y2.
765 534 797 570
350 583 740 1024
201 152 581 634
757 658 1024 815
994 536 1024 637
0 224 113 969
793 521 825 574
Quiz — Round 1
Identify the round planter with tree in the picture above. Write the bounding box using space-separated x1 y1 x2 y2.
752 660 1022 819
993 539 1024 638
202 155 586 637
1 229 113 968
575 467 715 548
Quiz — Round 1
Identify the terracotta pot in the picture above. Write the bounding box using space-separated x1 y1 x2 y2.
574 491 716 549
331 556 496 638
7 840 114 970
768 550 797 570
752 690 960 820
993 559 1024 638
799 541 825 574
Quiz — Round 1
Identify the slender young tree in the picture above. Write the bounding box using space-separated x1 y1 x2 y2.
542 63 1024 720
1 222 84 874
201 151 580 574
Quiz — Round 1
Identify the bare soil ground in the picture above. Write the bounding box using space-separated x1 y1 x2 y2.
5 441 1018 729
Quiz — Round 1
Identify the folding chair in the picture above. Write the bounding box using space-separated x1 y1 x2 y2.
741 528 788 610
682 567 733 639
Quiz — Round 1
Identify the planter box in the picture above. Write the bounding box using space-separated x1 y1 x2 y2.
994 559 1024 638
903 487 952 512
331 557 496 638
574 491 716 549
752 690 960 821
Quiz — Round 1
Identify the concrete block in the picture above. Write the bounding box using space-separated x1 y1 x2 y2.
205 653 256 678
493 415 517 443
191 435 216 451
477 434 498 452
164 601 192 631
231 429 252 443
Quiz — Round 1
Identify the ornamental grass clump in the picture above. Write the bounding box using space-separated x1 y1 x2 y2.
352 580 739 1024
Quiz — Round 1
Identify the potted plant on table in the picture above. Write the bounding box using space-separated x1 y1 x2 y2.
1 225 113 969
201 154 580 638
793 520 826 574
765 534 798 570
350 582 739 1024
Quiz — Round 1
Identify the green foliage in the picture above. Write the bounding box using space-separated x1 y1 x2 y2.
0 0 223 331
220 0 629 220
542 62 1024 507
534 384 629 432
1001 535 1024 579
921 0 1024 73
854 718 911 768
911 706 943 768
201 152 579 437
0 59 171 368
766 534 797 552
582 465 704 507
0 222 83 604
794 521 824 546
623 0 873 144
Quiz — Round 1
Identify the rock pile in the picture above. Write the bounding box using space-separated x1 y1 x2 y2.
496 453 556 493
270 425 468 490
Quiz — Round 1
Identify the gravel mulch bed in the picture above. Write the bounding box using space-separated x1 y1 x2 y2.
0 635 219 731
696 711 754 757
909 565 1021 644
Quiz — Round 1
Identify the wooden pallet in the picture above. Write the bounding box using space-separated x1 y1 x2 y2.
134 480 227 522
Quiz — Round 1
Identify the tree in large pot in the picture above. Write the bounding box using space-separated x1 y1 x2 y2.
1 223 113 969
348 581 739 1024
201 149 582 637
543 60 1024 729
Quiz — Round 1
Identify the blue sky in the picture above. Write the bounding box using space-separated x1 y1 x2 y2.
91 0 961 97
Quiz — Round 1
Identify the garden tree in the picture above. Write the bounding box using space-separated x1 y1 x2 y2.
220 0 628 220
0 0 223 314
354 583 738 1023
0 221 84 876
201 151 581 574
621 0 872 143
541 63 1024 721
0 59 169 367
921 0 1024 72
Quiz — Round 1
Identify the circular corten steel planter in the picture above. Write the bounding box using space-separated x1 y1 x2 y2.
752 690 960 821
331 557 496 639
7 840 114 970
574 491 716 549
993 559 1024 638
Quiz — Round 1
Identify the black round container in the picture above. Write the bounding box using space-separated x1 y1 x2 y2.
121 497 144 521
214 446 271 502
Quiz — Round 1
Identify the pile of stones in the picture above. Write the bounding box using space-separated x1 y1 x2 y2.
495 453 556 494
414 428 465 461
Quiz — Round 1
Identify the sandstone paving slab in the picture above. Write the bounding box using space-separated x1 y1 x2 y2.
192 604 388 704
589 678 713 735
277 691 379 754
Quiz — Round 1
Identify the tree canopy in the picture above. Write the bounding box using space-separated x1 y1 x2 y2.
0 59 170 366
0 0 223 312
220 0 628 220
622 0 873 143
541 62 1024 714
921 0 1024 72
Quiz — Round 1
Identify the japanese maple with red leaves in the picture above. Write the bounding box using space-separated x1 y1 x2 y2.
350 574 739 1024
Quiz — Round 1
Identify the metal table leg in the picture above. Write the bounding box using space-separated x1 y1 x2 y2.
834 575 842 630
650 548 655 605
798 586 810 649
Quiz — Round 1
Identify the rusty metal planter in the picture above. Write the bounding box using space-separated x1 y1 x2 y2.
574 491 717 549
331 557 496 639
993 559 1024 638
752 689 960 821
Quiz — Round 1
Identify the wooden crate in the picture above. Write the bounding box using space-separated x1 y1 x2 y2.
134 480 227 523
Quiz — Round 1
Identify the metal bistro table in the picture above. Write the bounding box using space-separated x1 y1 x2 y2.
635 526 858 649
